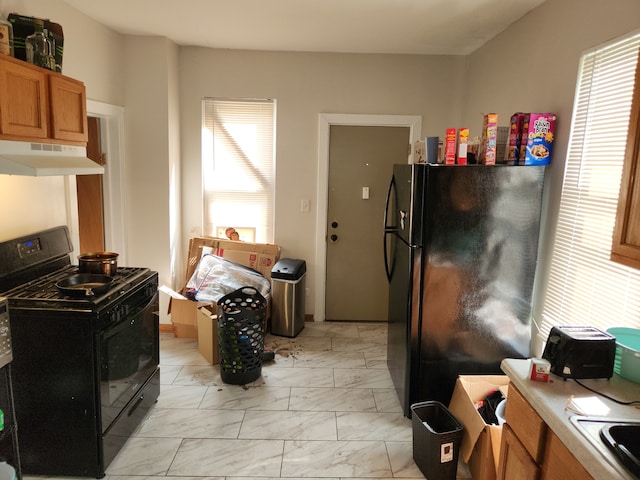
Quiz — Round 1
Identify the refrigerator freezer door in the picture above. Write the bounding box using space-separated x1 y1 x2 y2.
389 164 426 248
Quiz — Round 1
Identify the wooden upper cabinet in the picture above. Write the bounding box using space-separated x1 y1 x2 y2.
0 54 87 145
0 54 48 139
612 49 640 269
49 74 88 143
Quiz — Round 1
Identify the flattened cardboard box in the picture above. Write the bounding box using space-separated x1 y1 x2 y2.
448 375 510 480
185 237 280 282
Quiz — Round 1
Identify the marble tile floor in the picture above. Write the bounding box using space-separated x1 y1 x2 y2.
25 321 472 480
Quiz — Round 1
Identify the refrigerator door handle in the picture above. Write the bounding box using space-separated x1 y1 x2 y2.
383 175 397 282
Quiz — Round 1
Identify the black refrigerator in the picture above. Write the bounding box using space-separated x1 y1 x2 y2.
383 163 545 416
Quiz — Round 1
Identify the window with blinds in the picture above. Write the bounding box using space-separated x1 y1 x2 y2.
202 98 276 244
538 32 640 345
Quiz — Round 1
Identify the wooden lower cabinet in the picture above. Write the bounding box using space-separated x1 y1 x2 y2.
542 430 593 480
497 424 540 480
497 384 593 480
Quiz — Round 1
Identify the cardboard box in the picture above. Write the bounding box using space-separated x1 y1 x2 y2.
448 375 510 480
197 305 219 364
185 237 280 283
160 285 211 338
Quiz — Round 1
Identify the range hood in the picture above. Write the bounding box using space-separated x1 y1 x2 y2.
0 139 104 176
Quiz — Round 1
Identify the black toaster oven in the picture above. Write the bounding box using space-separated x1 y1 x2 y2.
542 326 616 379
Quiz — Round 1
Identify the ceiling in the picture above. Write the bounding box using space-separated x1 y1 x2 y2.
62 0 546 55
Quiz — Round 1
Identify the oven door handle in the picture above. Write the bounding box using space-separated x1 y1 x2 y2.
128 394 145 417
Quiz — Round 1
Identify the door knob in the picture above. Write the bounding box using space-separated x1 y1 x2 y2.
330 234 338 242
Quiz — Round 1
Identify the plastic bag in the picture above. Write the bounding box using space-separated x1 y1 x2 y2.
185 254 271 302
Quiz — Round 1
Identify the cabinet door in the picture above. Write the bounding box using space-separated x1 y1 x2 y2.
504 384 547 462
542 430 593 480
0 55 48 139
612 49 640 269
497 424 540 480
48 74 88 143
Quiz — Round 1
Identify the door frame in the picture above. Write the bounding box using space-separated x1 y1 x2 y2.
315 113 422 322
87 100 128 264
64 100 127 264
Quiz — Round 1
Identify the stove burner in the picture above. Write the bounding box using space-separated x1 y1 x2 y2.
4 265 150 309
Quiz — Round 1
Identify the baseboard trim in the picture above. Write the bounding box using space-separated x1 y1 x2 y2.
159 323 174 333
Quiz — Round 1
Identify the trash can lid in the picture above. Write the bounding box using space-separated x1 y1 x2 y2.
271 258 306 280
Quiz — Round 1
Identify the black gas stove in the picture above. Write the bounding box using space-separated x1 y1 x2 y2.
0 226 160 478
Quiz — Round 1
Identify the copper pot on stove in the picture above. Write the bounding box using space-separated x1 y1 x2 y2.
78 252 119 276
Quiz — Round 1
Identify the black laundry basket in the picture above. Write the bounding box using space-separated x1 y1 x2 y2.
217 287 267 385
411 401 463 480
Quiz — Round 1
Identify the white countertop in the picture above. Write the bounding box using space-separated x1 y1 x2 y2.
501 358 640 480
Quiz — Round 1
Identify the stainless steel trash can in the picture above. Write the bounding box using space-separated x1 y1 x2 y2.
271 258 306 337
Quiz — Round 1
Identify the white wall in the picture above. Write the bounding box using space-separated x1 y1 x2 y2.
179 49 467 314
462 0 640 349
122 36 179 289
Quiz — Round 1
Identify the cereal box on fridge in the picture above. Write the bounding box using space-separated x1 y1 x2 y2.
479 113 498 165
458 128 469 165
445 128 457 165
517 114 531 165
506 113 526 165
523 113 556 166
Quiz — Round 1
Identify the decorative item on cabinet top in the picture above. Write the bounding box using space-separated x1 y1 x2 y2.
8 13 63 73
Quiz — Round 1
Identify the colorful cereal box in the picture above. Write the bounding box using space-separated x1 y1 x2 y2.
480 114 498 165
517 114 531 165
457 128 469 165
523 113 556 166
506 113 526 164
444 128 457 165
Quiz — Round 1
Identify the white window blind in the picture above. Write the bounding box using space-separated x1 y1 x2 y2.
539 32 640 345
202 98 276 244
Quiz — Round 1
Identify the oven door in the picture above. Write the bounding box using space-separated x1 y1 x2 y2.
100 287 159 432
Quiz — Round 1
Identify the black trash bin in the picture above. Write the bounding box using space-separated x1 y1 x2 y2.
217 287 267 385
411 401 463 480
